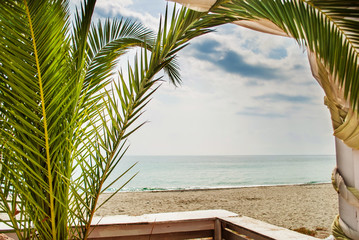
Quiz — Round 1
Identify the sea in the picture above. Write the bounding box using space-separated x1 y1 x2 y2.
105 155 336 192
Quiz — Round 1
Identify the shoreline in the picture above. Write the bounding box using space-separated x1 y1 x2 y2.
97 183 338 239
116 182 332 193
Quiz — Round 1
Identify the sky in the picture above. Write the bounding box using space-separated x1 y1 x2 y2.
72 0 336 156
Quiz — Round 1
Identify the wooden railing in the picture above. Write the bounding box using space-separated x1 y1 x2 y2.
86 210 319 240
0 210 320 240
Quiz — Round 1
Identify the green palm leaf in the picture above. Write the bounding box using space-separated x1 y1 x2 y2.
71 6 220 239
1 1 222 239
1 0 72 239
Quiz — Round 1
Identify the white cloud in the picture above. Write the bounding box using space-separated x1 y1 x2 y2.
79 0 335 155
93 0 165 30
126 52 334 155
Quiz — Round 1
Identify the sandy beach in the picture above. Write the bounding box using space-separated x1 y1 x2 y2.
96 183 338 238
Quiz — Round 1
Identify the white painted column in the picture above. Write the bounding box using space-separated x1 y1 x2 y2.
335 137 359 235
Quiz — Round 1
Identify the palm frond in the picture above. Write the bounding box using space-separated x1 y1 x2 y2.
0 0 73 239
306 0 359 106
0 1 230 239
72 0 96 70
151 5 230 86
81 18 154 104
70 5 227 239
71 48 159 239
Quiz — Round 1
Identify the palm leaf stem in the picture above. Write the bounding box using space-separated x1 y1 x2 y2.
23 0 57 238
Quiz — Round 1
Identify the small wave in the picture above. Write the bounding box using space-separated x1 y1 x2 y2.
118 187 188 192
305 180 321 185
103 181 332 193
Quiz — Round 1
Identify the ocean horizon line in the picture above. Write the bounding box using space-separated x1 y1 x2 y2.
105 181 332 193
125 154 336 157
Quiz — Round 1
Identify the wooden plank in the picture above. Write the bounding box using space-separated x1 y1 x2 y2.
86 210 237 239
151 219 214 235
222 228 253 240
222 221 273 240
219 217 319 240
92 210 238 225
0 232 18 240
142 229 213 240
88 219 214 238
88 230 214 240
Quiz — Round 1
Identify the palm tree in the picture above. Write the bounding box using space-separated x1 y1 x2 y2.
169 0 359 239
0 1 226 239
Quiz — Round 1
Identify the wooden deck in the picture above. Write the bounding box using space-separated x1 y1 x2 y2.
1 210 320 239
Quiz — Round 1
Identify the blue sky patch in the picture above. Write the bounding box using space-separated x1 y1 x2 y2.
268 47 287 60
254 93 312 103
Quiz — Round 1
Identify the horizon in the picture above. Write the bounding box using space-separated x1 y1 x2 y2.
125 153 336 156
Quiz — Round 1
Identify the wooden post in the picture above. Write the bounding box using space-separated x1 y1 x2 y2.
335 137 359 235
214 219 222 240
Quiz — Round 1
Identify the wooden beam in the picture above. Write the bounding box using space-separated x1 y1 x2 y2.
222 227 254 240
88 230 214 240
221 221 273 240
88 219 214 238
219 216 319 240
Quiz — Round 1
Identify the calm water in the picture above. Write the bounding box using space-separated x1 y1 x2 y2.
105 155 336 192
